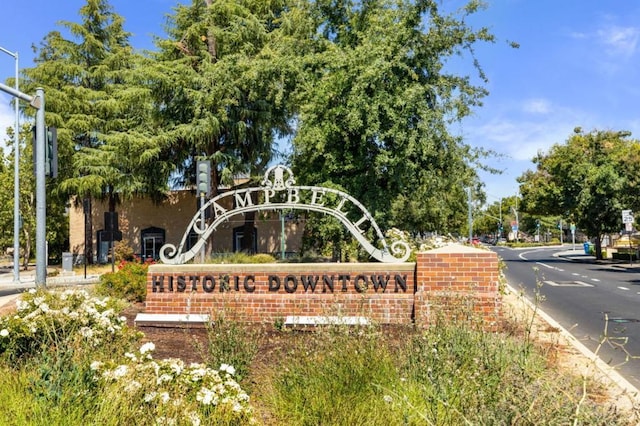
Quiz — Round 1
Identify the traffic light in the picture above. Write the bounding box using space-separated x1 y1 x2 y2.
32 125 58 178
196 160 211 196
46 127 58 178
556 222 561 230
536 219 540 229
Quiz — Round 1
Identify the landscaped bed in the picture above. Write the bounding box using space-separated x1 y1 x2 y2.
0 283 637 425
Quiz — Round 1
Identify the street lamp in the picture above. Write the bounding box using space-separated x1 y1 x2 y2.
0 46 20 283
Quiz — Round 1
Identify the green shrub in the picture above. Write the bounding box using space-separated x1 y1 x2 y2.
91 343 254 425
113 239 135 262
265 325 405 424
197 313 261 382
208 252 277 264
0 288 131 364
96 259 150 302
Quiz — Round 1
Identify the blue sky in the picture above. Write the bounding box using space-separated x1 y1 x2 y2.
1 1 640 206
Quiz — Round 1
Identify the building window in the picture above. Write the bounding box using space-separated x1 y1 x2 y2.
233 226 257 253
97 229 123 264
141 227 165 260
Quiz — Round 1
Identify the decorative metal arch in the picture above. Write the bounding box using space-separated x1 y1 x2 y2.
160 165 411 264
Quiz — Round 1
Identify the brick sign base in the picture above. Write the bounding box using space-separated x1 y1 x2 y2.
140 245 502 329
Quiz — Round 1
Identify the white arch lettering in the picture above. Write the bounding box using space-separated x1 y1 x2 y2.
160 165 411 264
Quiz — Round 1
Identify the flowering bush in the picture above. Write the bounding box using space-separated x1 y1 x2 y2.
92 343 254 425
97 257 152 302
0 288 130 363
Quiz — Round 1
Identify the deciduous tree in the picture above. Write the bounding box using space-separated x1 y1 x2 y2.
289 0 501 236
518 128 640 259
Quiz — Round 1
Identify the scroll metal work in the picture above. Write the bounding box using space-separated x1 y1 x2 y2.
160 165 411 264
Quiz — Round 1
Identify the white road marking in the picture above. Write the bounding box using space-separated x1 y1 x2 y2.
618 286 630 291
536 262 564 272
544 280 593 287
591 278 600 282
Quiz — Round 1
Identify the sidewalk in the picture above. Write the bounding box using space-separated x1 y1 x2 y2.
0 267 101 309
554 246 640 271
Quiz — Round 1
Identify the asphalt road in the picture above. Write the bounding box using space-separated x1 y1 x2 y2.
491 245 640 389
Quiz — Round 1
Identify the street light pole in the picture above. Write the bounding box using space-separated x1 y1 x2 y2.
0 46 20 283
467 187 473 243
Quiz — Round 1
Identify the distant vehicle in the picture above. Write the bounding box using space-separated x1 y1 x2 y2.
472 237 481 245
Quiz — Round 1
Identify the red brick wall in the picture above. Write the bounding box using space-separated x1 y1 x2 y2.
144 245 502 328
414 246 502 330
145 263 416 325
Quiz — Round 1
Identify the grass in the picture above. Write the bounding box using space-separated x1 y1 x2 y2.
0 280 637 424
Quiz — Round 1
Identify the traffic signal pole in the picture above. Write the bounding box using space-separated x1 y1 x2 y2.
0 83 46 286
196 160 211 263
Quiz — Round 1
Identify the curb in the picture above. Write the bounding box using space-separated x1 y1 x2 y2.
506 284 640 412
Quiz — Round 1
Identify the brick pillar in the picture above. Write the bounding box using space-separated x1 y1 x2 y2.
414 245 502 330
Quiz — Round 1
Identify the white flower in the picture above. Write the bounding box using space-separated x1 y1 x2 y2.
144 392 157 403
187 411 201 426
169 359 184 376
113 365 129 379
90 361 103 371
220 363 236 376
0 329 8 337
196 388 217 405
155 416 176 426
157 373 173 384
79 327 94 338
383 395 393 404
140 342 156 355
124 380 142 393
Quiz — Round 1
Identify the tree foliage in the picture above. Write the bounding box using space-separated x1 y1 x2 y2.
0 125 67 265
3 0 510 258
518 128 640 258
289 0 499 234
23 0 166 205
148 0 296 192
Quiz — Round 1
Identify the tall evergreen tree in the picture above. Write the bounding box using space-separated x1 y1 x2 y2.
147 0 297 251
149 0 295 189
22 0 167 262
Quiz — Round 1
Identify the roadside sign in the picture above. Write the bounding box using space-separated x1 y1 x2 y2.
622 209 634 224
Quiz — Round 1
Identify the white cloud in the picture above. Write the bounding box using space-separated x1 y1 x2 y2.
522 98 552 115
471 118 572 161
597 25 639 57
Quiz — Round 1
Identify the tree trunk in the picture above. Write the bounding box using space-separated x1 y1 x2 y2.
595 234 603 260
85 197 94 264
204 0 218 63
